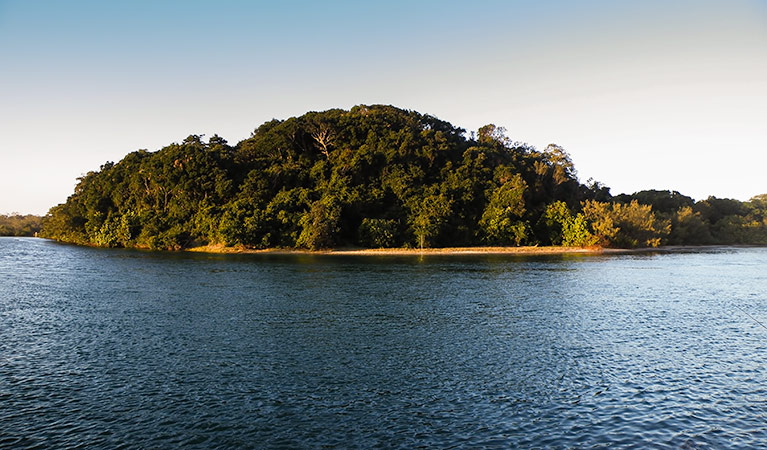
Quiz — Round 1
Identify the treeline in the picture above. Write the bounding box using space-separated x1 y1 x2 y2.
544 193 767 248
40 105 767 250
0 214 42 237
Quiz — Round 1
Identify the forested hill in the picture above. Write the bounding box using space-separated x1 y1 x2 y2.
40 105 767 250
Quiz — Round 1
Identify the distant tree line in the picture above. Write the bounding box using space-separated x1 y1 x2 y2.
39 105 767 250
0 214 42 236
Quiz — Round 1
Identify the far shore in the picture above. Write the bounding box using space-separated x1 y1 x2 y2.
184 244 746 256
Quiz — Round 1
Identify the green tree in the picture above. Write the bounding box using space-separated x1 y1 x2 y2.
358 218 399 248
218 198 269 247
408 189 452 249
480 174 529 245
581 200 620 247
669 206 712 245
582 200 669 248
297 196 342 250
542 201 597 247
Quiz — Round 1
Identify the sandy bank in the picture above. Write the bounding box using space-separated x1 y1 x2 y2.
185 244 761 256
185 244 637 256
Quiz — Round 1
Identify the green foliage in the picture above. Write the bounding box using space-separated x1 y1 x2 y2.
611 201 670 248
712 215 767 245
542 201 597 247
581 201 619 247
297 196 341 250
480 174 529 245
541 201 569 245
0 214 42 236
669 206 712 245
38 105 767 250
93 214 121 247
748 194 767 216
563 214 597 247
218 198 269 247
582 200 669 248
358 218 399 248
694 196 749 225
613 190 693 214
583 178 611 202
689 196 767 244
408 188 452 248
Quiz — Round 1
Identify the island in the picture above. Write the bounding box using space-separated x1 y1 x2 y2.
40 105 767 251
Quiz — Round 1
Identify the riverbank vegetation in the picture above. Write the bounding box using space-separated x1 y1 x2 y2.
40 105 767 250
0 214 42 236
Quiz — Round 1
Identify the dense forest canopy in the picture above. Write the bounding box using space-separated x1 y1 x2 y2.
40 105 767 250
0 214 42 237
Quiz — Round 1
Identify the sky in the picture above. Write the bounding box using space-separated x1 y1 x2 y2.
1 0 765 215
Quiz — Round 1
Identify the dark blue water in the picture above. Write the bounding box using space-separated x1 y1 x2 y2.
1 237 766 448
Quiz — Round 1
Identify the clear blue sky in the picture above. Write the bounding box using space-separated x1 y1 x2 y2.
1 0 765 214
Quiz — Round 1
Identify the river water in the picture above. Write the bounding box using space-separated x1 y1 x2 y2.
1 237 766 448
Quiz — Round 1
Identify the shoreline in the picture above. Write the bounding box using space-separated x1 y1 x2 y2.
184 244 745 256
25 237 760 256
186 244 610 255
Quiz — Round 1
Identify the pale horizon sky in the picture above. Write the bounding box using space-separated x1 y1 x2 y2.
1 0 765 215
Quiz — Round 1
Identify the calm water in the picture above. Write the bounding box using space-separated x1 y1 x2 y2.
1 238 766 448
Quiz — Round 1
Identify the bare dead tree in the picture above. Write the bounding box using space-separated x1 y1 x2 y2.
310 123 335 159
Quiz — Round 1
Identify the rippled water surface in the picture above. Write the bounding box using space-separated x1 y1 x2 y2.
2 238 767 448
